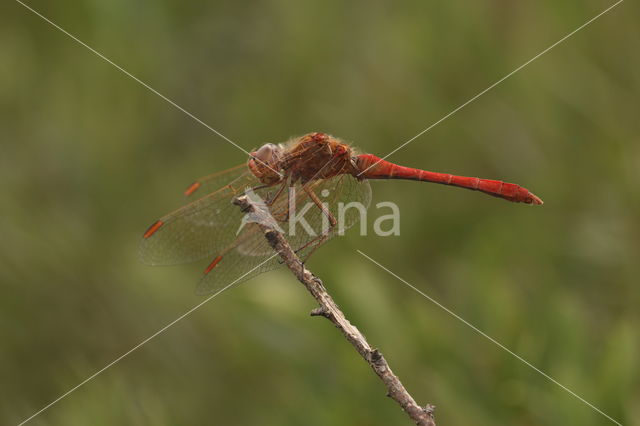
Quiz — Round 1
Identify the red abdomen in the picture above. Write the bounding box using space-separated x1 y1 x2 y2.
354 154 543 205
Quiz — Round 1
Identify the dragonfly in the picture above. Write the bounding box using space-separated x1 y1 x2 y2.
140 132 542 295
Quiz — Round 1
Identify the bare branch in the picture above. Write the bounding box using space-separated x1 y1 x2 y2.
234 195 436 426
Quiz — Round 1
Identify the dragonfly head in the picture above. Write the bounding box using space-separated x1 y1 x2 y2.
248 143 284 184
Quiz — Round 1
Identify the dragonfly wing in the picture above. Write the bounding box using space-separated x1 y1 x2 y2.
194 175 371 295
139 171 261 265
287 174 372 259
195 222 282 295
235 172 372 262
183 163 247 198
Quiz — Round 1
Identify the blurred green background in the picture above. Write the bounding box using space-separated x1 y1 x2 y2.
2 1 638 425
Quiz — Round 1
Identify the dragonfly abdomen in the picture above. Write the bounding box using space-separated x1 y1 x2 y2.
355 154 543 205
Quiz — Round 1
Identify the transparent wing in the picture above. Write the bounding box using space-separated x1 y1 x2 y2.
194 222 282 295
141 154 372 295
195 173 371 295
183 164 247 198
139 170 261 265
277 173 372 259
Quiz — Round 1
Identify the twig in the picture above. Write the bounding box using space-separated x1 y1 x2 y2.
234 195 436 426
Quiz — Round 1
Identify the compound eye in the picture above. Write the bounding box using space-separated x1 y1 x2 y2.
254 143 278 163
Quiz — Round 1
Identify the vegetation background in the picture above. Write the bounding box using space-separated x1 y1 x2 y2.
2 1 638 425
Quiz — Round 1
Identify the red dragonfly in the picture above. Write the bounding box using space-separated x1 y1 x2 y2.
140 132 542 294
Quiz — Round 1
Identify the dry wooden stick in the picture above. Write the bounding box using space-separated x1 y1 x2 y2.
234 195 436 426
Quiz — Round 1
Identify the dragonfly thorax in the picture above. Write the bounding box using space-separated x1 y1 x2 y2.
282 133 357 183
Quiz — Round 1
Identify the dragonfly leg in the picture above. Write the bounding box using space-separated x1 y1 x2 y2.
270 182 296 223
275 231 328 266
243 183 272 195
290 185 338 263
275 184 338 263
240 182 288 219
303 185 337 227
295 233 329 264
265 181 288 206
